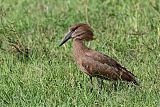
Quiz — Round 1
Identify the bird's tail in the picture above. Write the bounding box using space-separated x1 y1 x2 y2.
132 78 140 86
120 67 140 86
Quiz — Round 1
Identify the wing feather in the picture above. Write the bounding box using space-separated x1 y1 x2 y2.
83 50 139 85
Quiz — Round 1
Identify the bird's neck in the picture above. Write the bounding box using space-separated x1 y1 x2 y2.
73 39 89 59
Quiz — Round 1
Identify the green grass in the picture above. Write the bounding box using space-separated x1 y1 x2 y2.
0 0 160 106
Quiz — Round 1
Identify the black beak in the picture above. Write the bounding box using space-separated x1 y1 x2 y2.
59 31 73 46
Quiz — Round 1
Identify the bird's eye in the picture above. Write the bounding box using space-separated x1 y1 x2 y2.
71 27 78 32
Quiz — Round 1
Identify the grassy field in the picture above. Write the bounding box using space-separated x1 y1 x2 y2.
0 0 160 106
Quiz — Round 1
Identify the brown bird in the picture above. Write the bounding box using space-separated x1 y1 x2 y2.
60 23 139 92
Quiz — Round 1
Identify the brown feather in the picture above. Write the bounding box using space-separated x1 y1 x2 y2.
85 51 138 84
61 23 139 86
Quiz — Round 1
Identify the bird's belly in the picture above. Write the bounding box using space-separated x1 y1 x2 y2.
79 65 92 76
75 58 93 76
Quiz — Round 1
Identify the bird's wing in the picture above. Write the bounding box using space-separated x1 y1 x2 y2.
84 50 139 85
81 55 118 79
86 50 130 73
86 51 125 69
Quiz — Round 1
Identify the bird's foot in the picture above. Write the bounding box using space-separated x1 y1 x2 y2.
97 78 103 94
89 76 93 92
90 84 93 92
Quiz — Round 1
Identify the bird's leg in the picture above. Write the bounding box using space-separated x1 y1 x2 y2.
97 78 103 94
112 82 118 91
89 76 93 92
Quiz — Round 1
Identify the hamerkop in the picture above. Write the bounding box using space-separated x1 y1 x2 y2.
60 23 139 92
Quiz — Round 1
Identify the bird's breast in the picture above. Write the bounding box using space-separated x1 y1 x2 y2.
74 56 93 76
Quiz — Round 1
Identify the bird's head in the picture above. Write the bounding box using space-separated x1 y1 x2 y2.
59 23 94 46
